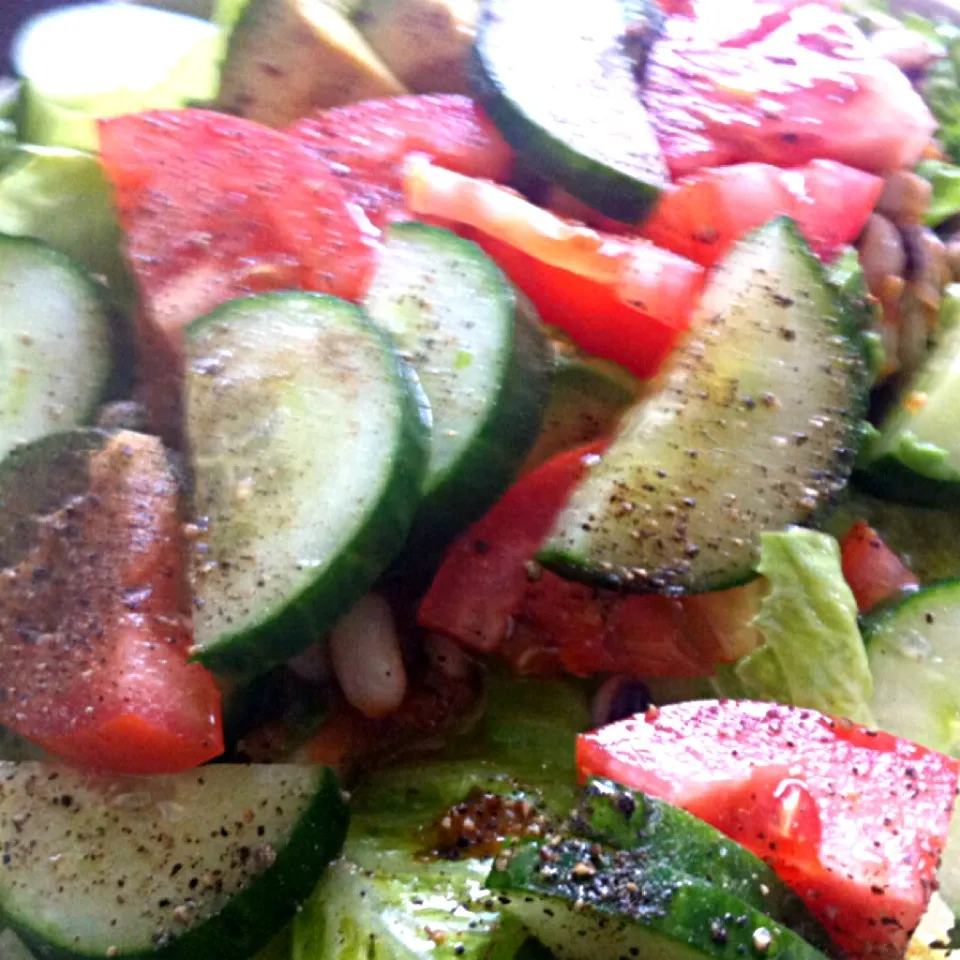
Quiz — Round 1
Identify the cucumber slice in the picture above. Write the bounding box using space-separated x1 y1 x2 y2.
217 0 406 127
0 145 133 314
185 292 429 676
539 219 869 594
857 320 960 507
471 0 667 223
0 929 33 960
488 839 831 960
862 581 960 757
0 762 348 959
364 222 550 549
574 780 828 946
12 3 219 151
0 235 113 462
523 343 639 473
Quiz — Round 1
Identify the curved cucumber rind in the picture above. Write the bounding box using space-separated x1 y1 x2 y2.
0 763 349 960
470 0 667 224
365 222 550 552
0 235 113 462
184 292 430 677
538 217 869 594
488 839 831 960
862 579 960 757
856 320 960 506
574 780 829 948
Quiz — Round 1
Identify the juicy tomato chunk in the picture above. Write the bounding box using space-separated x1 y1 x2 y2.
419 443 603 653
419 443 713 678
100 109 374 440
288 94 514 230
402 158 704 378
641 161 883 266
0 432 223 774
645 4 936 178
840 521 920 614
578 700 960 960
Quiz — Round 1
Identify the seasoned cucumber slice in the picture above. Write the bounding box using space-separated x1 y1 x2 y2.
857 319 960 506
0 236 113 462
0 929 33 959
185 292 429 676
471 0 667 223
862 581 960 757
364 222 549 548
489 839 831 960
575 780 827 944
539 219 869 594
0 762 348 959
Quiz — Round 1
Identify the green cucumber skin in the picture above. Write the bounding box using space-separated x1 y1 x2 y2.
370 223 551 557
185 293 430 677
412 273 550 553
537 219 870 595
488 841 831 960
9 767 349 960
574 781 830 950
853 459 960 509
469 1 666 225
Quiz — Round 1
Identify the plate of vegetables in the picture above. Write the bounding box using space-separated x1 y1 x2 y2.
3 0 960 958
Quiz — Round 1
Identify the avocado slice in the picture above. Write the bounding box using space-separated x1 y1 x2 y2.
292 673 592 960
217 0 407 127
488 838 832 960
355 0 477 94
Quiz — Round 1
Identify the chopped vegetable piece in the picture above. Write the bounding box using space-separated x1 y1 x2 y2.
99 109 375 442
288 93 514 230
645 3 936 178
841 520 920 613
578 699 960 960
404 159 705 378
0 430 223 774
641 161 883 267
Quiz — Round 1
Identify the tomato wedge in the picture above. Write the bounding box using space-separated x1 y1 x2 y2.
0 432 223 774
288 94 514 231
100 109 375 440
641 161 883 266
419 443 711 678
578 700 960 960
404 158 705 378
840 521 920 614
645 3 936 177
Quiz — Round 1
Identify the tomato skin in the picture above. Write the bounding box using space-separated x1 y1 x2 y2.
288 94 514 230
0 432 223 774
419 443 602 653
474 233 699 379
840 521 919 614
100 109 374 440
641 161 882 267
578 700 960 960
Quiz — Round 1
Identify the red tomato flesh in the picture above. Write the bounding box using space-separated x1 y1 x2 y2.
641 161 882 266
578 700 960 960
419 443 712 678
100 109 375 440
645 3 936 178
288 94 514 231
840 521 920 614
0 432 223 774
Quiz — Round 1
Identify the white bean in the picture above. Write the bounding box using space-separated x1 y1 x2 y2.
330 593 407 719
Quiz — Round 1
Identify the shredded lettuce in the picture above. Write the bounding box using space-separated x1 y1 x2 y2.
917 159 960 226
734 528 875 725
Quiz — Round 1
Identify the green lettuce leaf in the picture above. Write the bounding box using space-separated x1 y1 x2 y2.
735 528 875 725
917 159 960 226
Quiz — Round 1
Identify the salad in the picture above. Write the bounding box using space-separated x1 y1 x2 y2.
4 0 960 958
